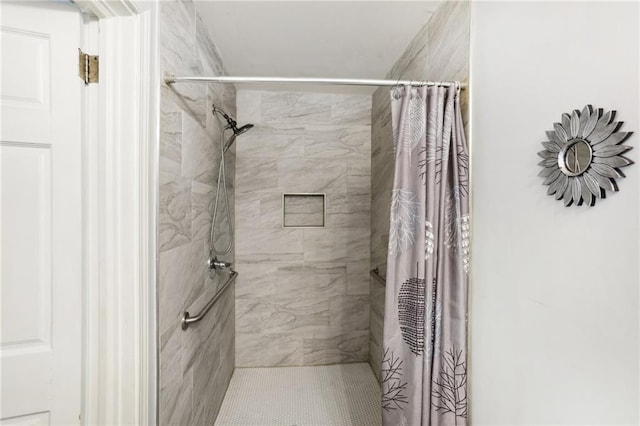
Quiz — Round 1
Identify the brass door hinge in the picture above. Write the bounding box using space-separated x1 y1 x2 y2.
78 49 99 84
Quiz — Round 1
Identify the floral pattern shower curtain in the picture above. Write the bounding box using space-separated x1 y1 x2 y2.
382 85 470 426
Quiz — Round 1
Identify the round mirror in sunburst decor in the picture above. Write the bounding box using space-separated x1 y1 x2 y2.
538 105 634 207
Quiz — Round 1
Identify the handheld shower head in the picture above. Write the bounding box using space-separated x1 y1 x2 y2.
212 105 254 152
223 124 254 152
234 123 254 136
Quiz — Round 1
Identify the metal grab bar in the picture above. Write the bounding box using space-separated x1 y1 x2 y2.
370 267 386 286
181 270 238 330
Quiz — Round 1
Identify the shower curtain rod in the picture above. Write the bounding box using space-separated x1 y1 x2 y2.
164 75 466 89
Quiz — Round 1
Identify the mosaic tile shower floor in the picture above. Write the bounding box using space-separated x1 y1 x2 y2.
214 363 381 426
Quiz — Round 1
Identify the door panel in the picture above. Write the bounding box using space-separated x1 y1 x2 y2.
1 145 52 419
2 146 52 346
0 26 51 143
1 2 82 424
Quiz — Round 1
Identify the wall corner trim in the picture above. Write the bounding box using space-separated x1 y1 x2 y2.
80 1 159 425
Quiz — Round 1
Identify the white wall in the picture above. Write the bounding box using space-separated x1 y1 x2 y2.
470 2 639 424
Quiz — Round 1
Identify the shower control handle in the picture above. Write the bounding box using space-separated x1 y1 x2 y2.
208 256 232 270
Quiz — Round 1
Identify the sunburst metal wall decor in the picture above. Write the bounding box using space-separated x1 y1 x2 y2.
538 105 634 206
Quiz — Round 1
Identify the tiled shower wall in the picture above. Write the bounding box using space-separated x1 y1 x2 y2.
369 1 471 382
158 0 236 424
235 90 372 367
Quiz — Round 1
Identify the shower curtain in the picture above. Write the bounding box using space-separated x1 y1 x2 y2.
382 85 469 426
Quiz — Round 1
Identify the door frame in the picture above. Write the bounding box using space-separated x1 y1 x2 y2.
75 1 158 424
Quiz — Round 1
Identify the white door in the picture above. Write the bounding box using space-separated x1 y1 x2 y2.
1 1 83 424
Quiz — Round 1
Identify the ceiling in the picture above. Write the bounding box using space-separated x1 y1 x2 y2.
195 1 442 94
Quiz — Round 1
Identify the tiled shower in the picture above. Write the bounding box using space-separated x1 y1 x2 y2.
157 0 470 425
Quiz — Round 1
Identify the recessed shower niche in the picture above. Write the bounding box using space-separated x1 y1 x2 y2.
282 193 326 228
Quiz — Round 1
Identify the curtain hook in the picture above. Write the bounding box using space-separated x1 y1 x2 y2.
392 79 402 99
455 81 461 98
392 88 400 100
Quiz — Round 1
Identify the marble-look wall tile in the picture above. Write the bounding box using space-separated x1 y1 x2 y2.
236 125 306 159
276 263 347 299
371 193 392 271
236 90 371 367
369 280 385 384
302 330 369 365
237 297 330 335
166 83 208 128
347 159 371 196
304 126 370 159
330 295 370 330
370 277 386 319
303 228 348 262
236 228 303 256
325 194 348 228
182 112 216 184
370 300 384 349
181 284 221 375
195 16 224 76
191 181 213 241
159 321 182 412
159 172 192 253
278 159 347 194
349 194 372 220
189 286 235 426
160 0 209 126
236 333 303 367
369 335 383 383
160 107 182 176
158 239 206 335
235 264 279 299
347 227 370 262
236 90 262 124
347 262 370 296
159 0 196 75
257 192 284 228
158 1 236 424
160 367 193 426
235 157 278 193
261 91 333 125
161 0 208 124
330 94 372 126
210 212 233 262
234 196 260 230
235 191 282 229
206 83 236 121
